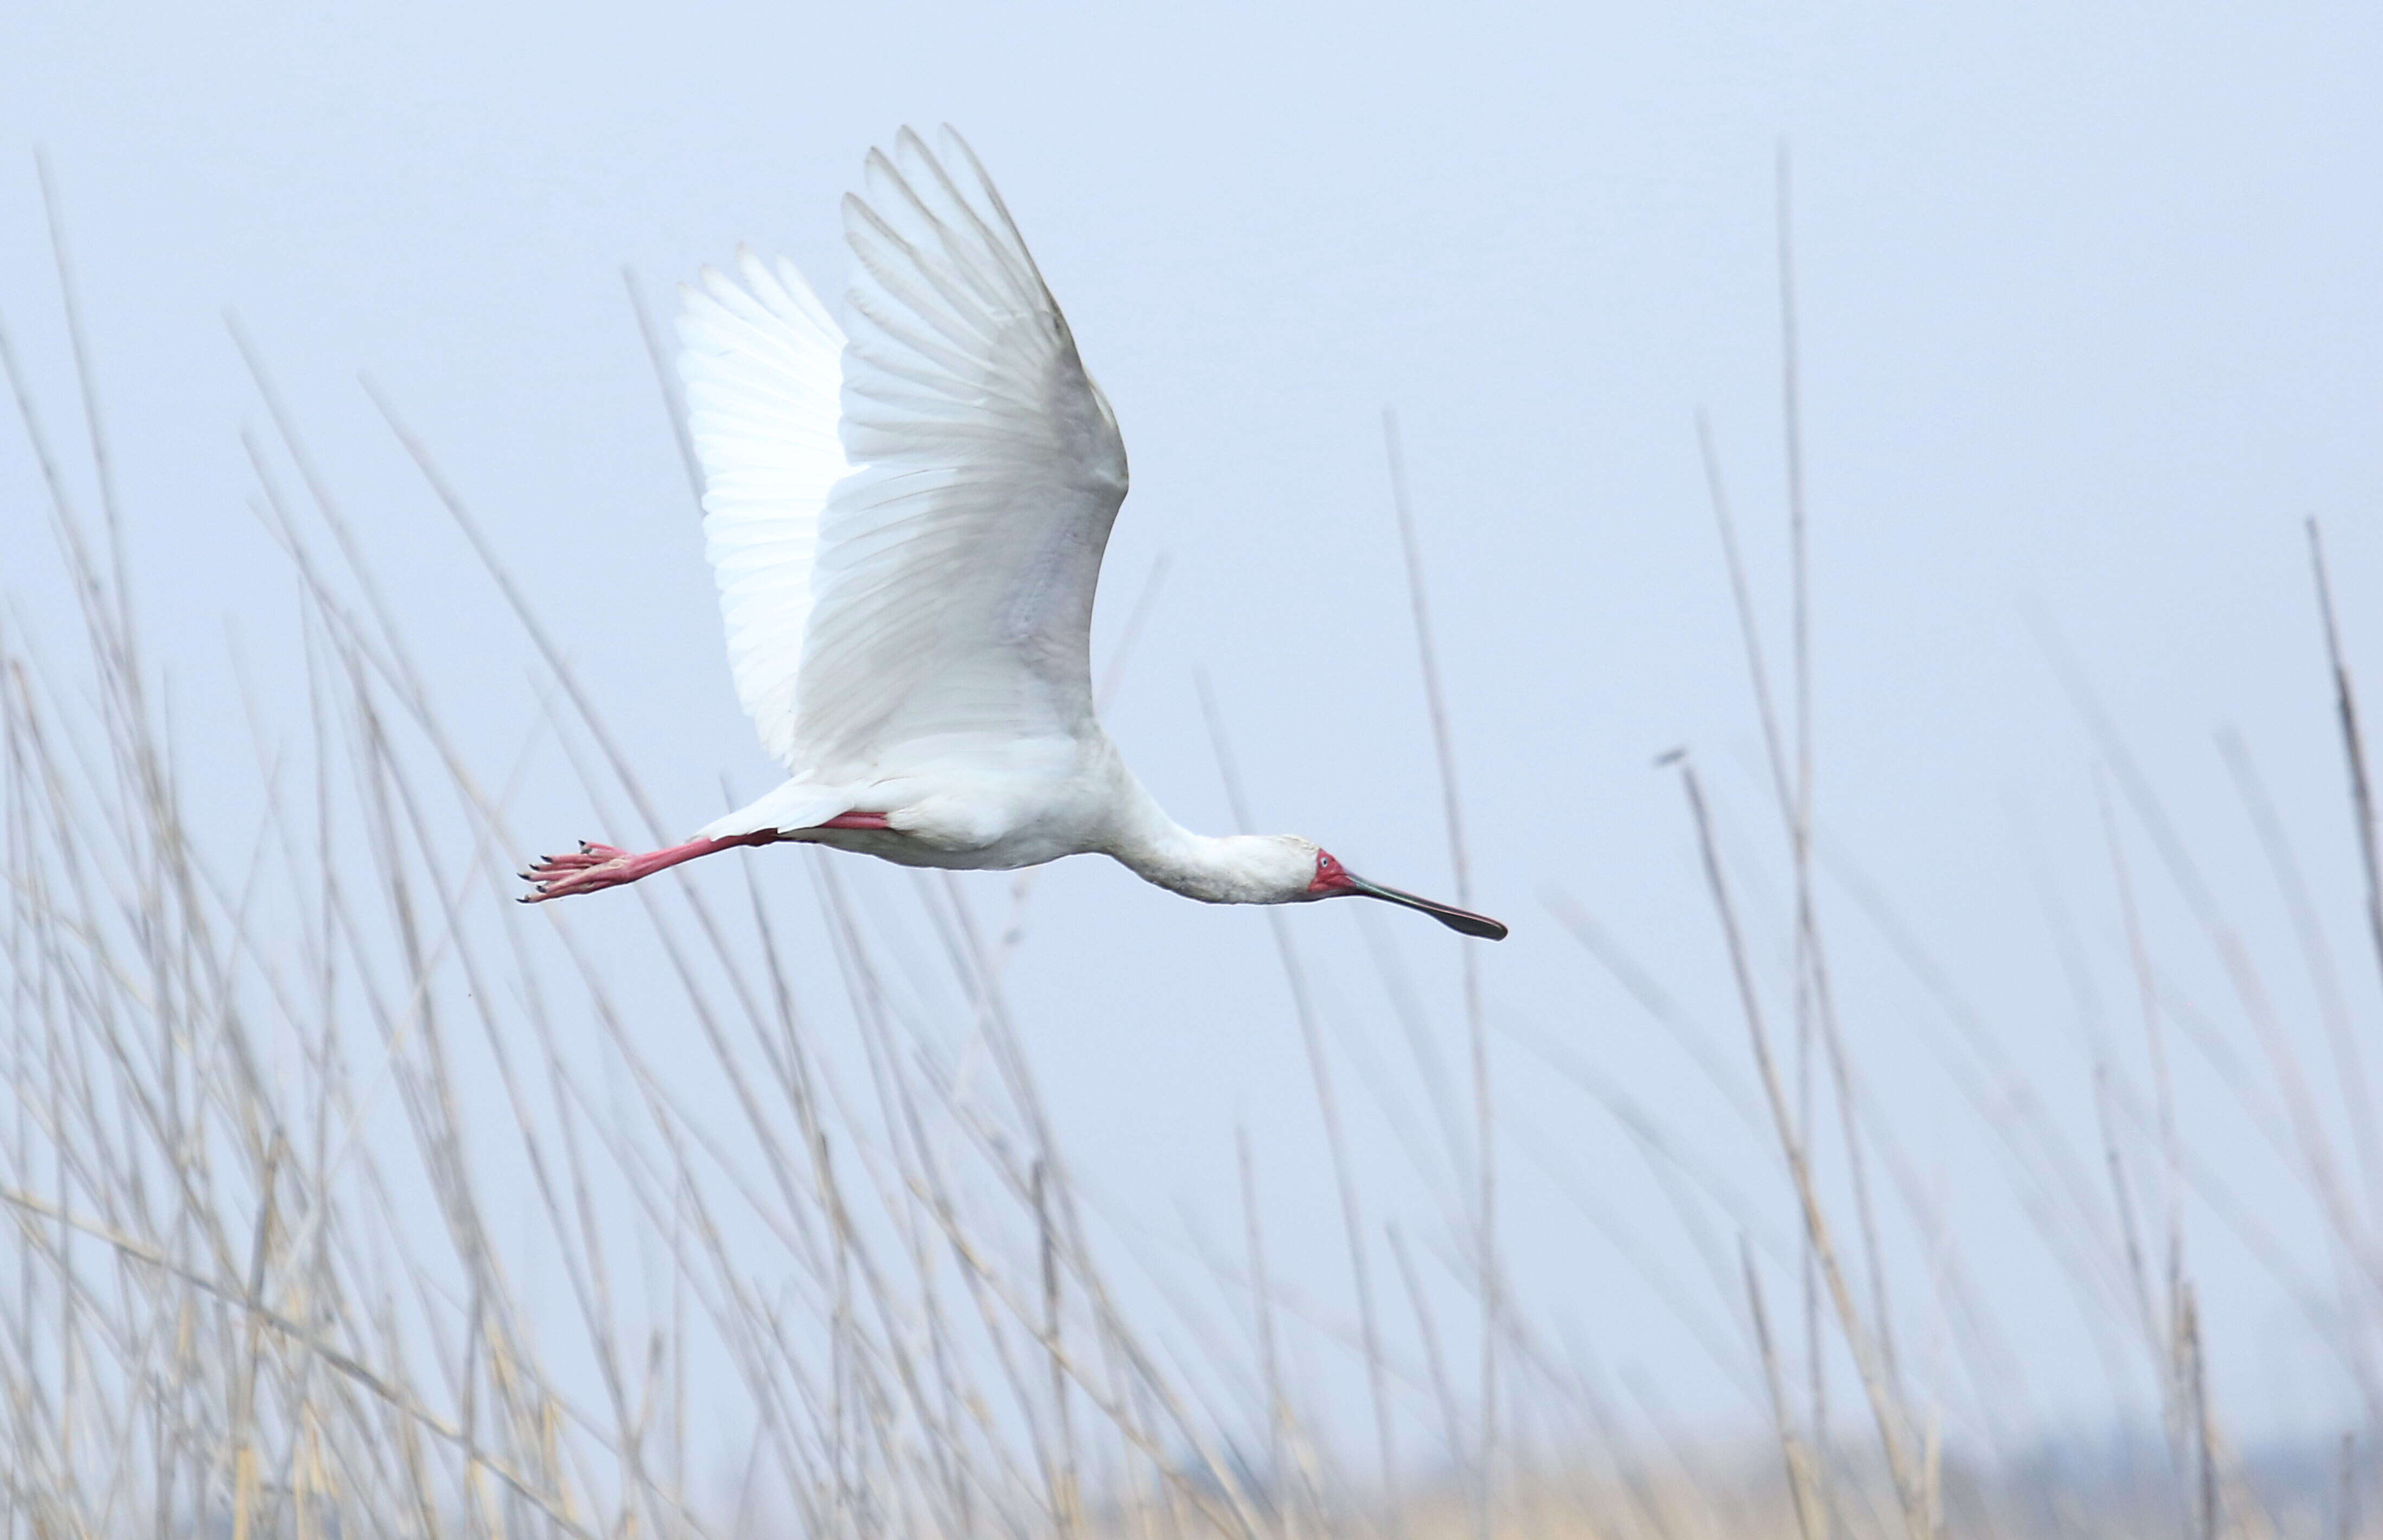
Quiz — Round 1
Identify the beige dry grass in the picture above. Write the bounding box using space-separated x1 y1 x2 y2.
4 175 2380 1540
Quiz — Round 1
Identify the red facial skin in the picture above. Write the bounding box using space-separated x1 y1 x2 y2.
1307 849 1356 896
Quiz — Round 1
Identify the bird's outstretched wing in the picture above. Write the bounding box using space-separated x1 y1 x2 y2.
794 126 1128 782
679 127 1127 786
678 248 849 771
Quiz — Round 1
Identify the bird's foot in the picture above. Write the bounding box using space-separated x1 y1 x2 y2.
519 842 633 903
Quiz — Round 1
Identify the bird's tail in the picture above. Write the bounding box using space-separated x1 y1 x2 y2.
695 781 856 842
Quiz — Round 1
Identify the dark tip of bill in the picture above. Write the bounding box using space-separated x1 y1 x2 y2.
1345 873 1509 941
1434 908 1509 941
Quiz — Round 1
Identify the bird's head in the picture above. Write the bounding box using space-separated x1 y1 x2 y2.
1272 840 1509 940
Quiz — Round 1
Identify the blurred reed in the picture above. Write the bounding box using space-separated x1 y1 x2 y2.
3 175 2380 1540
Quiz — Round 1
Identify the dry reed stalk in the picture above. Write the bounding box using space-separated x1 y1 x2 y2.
1381 407 1497 1540
1542 889 1771 1141
1820 834 2184 1359
1355 908 1473 1207
12 232 1334 1535
11 154 2383 1540
1743 1238 1823 1540
2050 628 2383 1359
1762 152 1908 1493
1697 392 1901 1528
1240 1126 1293 1540
2309 520 2383 1002
622 266 707 508
1 1184 602 1539
1676 761 1927 1537
36 151 142 732
1198 673 1401 1537
2218 730 2383 1234
1492 1013 1784 1373
2337 1432 2357 1540
1385 1222 1466 1493
1773 153 1835 1521
1040 1160 1084 1536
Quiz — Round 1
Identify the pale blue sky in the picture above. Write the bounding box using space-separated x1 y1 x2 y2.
5 1 2381 1453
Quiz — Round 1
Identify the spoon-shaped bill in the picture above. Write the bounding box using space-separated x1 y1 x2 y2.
1341 873 1509 940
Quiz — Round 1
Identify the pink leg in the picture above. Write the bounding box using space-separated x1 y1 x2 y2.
519 831 780 903
519 811 892 903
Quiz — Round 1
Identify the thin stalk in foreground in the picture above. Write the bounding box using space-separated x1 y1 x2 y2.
1744 1236 1823 1540
622 265 706 510
1676 757 1927 1537
1775 147 1833 1509
1382 407 1495 1540
2311 519 2383 1005
1199 674 1401 1536
1240 1126 1292 1540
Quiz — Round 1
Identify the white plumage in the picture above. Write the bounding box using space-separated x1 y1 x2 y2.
522 127 1504 941
679 248 846 776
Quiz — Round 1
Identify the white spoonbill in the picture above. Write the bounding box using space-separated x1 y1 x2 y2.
521 128 1506 941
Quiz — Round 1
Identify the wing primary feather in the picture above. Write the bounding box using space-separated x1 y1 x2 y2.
874 139 1028 318
841 192 1012 360
933 125 1064 310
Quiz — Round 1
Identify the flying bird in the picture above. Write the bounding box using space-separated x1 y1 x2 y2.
521 129 1506 941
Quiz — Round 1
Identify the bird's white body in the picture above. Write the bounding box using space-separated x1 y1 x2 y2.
709 730 1107 873
523 128 1503 940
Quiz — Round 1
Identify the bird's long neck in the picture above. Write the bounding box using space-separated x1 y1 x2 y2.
1103 768 1267 905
